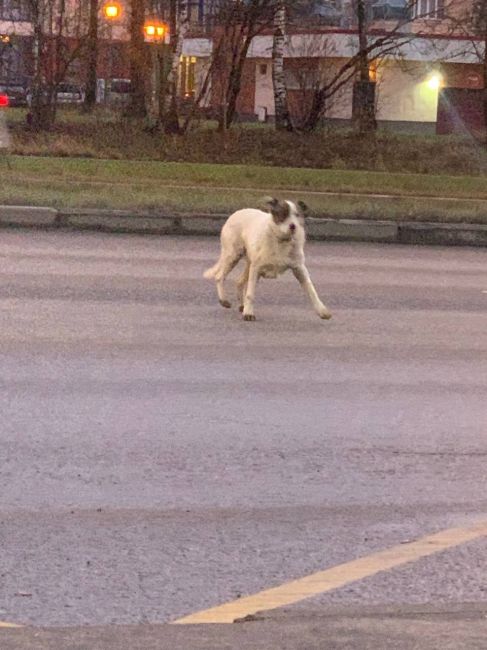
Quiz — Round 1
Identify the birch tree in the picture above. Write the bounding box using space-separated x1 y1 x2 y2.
161 0 190 133
272 1 293 131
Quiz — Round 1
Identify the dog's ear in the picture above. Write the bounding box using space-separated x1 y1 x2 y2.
263 196 279 212
297 201 310 218
263 197 289 224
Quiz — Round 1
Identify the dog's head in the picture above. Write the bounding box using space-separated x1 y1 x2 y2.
264 198 308 241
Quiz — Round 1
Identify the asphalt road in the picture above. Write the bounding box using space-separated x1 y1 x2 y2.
0 230 486 648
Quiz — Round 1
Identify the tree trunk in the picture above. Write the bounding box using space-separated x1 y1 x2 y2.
162 0 189 134
483 28 487 142
128 0 147 118
30 5 54 131
216 26 252 132
272 3 293 131
352 0 377 133
84 0 99 111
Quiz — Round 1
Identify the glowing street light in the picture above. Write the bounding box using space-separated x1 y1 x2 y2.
103 2 121 20
427 72 443 91
144 21 169 43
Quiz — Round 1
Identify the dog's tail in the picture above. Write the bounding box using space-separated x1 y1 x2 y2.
203 261 221 280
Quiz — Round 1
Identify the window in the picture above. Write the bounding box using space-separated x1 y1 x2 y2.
180 56 197 98
412 0 444 20
371 0 409 21
0 0 31 21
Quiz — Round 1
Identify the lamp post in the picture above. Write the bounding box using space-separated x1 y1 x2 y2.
144 20 170 122
102 2 122 104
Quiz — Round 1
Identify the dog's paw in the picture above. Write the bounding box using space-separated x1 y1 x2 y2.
219 300 232 309
243 313 256 321
318 308 332 320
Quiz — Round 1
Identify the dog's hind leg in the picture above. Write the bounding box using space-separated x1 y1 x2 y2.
215 252 242 308
292 265 332 320
236 260 250 313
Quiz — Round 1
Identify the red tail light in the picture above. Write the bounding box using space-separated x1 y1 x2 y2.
0 94 9 107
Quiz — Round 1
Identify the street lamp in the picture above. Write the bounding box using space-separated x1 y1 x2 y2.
102 3 122 104
427 72 443 91
103 2 122 20
144 21 169 44
144 20 170 121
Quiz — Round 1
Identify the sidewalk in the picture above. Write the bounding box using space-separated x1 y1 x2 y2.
1 205 487 247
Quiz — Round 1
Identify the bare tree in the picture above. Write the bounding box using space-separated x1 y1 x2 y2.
160 0 190 133
26 0 89 130
296 0 457 132
210 0 276 131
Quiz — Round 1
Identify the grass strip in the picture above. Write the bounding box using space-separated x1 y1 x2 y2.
1 155 487 223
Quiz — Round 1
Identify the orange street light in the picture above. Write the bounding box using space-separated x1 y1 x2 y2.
144 21 169 43
103 2 121 20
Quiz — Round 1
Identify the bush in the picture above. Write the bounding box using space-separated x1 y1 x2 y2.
6 109 487 176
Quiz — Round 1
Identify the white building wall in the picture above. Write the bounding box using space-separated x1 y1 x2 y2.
254 60 273 120
245 32 478 123
253 58 440 123
375 61 440 123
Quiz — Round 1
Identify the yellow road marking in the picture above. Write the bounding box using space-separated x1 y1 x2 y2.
172 519 487 624
0 622 21 628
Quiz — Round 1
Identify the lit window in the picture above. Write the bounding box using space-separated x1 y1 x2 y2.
369 62 378 83
180 56 197 98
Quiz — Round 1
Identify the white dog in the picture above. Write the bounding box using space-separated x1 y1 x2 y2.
204 198 332 321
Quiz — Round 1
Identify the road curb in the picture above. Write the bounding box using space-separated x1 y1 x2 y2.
1 205 487 248
0 205 58 228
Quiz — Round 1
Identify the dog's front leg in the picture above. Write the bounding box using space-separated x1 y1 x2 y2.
292 265 332 320
242 264 259 321
237 260 250 313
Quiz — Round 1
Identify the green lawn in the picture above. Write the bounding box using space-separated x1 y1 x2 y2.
1 155 487 223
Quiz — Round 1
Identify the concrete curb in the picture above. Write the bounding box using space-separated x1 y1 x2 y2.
1 205 487 248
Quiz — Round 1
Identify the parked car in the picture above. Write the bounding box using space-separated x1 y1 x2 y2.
56 82 85 104
0 82 28 107
0 93 9 107
27 83 85 106
106 78 132 106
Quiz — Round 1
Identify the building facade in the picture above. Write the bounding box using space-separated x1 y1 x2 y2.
0 0 484 132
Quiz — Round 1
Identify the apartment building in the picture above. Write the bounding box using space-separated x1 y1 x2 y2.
1 0 484 132
181 0 483 131
0 0 32 82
